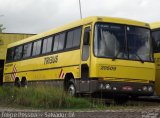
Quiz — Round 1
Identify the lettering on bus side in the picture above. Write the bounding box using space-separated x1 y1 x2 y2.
100 66 117 71
44 55 58 64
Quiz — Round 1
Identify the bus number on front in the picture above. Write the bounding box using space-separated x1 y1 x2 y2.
100 66 116 71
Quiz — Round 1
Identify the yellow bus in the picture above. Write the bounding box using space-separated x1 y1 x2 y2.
3 16 155 99
150 22 160 96
0 33 34 85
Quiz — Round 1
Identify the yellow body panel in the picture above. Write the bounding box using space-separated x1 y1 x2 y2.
4 50 80 82
90 58 154 82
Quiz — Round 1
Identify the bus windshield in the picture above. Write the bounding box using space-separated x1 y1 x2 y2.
152 30 160 53
94 23 153 62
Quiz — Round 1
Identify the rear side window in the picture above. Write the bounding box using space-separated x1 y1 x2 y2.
58 33 65 50
73 27 81 47
53 32 66 52
6 48 14 62
23 43 32 58
42 37 53 54
14 46 23 60
32 40 42 56
66 27 82 49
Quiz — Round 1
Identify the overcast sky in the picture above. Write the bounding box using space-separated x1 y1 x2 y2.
0 0 160 34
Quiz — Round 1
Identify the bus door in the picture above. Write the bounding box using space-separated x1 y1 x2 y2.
80 25 91 92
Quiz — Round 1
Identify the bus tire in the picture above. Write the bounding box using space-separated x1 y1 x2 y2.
67 79 76 97
21 77 27 88
14 77 21 87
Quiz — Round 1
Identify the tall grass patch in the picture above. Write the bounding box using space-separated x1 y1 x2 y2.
0 86 104 109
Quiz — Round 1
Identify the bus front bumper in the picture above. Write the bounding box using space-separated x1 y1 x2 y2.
96 81 154 96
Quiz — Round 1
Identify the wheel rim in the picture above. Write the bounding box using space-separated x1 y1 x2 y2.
68 84 75 96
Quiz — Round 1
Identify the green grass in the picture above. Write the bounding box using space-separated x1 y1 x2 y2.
0 86 105 110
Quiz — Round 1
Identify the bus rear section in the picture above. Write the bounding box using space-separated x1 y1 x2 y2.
150 22 160 96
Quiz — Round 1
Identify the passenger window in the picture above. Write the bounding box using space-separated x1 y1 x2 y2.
66 27 82 49
23 43 32 58
66 30 74 49
53 35 59 52
14 46 23 60
53 32 66 52
6 48 14 62
42 37 53 54
73 27 81 47
58 33 65 50
32 40 42 56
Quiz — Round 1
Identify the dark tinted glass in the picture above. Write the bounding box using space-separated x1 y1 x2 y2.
127 26 151 61
6 48 14 62
58 33 65 50
42 37 53 54
32 40 42 56
66 30 74 49
152 30 160 52
23 43 32 58
14 46 23 60
53 35 59 51
73 27 81 47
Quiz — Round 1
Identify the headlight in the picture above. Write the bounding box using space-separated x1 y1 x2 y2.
148 86 153 92
142 86 148 91
100 83 104 89
105 84 111 90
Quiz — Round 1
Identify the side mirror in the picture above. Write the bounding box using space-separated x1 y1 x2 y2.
83 32 90 45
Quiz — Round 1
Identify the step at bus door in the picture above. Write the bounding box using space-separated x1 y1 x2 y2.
80 25 91 92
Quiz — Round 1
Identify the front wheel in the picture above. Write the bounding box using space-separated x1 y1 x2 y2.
67 82 76 97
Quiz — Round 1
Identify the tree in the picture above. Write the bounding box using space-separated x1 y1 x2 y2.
0 24 5 33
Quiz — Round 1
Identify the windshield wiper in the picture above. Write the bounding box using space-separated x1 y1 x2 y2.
112 51 120 61
134 53 144 63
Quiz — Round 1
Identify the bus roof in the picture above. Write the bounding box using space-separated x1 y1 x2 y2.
8 16 150 48
150 22 160 30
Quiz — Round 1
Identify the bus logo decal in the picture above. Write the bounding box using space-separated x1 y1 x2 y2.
59 69 65 79
11 65 17 80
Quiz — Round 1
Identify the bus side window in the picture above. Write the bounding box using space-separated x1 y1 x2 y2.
53 32 66 52
6 48 14 62
14 46 23 60
82 27 90 61
53 35 59 52
23 43 32 58
42 37 53 54
32 40 42 56
73 27 82 47
66 27 82 49
58 32 65 50
66 30 73 49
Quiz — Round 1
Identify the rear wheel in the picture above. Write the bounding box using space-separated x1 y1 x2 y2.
14 78 20 87
21 77 27 88
67 79 76 96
